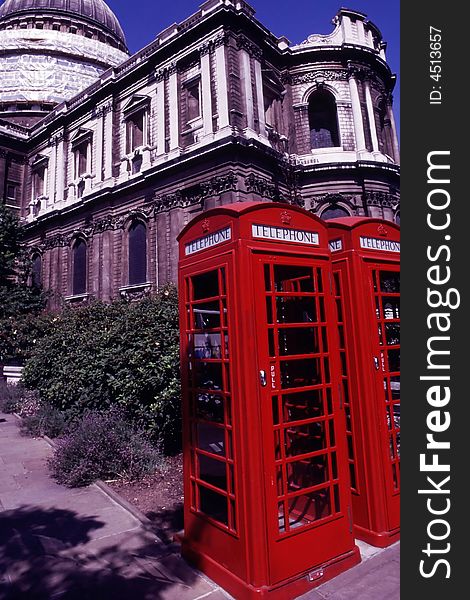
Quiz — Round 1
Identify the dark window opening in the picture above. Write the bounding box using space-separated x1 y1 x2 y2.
128 222 147 285
308 91 340 149
6 183 19 207
186 80 201 122
126 111 145 153
72 240 87 295
32 165 46 198
74 141 88 179
322 206 350 220
31 254 42 289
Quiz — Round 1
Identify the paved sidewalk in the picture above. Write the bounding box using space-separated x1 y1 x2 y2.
0 413 227 600
0 412 399 599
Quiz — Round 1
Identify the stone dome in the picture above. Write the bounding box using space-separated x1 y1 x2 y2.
0 0 129 125
0 0 127 49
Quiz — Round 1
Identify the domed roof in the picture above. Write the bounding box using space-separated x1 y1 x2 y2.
0 0 126 47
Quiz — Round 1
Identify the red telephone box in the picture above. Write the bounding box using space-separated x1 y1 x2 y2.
327 218 400 548
178 203 360 599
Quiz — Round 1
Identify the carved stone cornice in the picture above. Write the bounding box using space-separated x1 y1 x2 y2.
245 173 280 201
94 101 114 118
310 193 354 210
291 69 349 86
155 62 178 82
365 191 399 208
37 171 240 247
236 35 262 60
199 31 230 56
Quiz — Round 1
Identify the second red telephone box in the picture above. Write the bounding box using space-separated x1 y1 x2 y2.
178 202 360 599
327 218 400 547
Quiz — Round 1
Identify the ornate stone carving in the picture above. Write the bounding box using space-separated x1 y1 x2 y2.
310 193 354 210
236 36 262 60
38 172 239 247
155 62 178 82
291 70 349 85
245 173 280 201
365 191 399 208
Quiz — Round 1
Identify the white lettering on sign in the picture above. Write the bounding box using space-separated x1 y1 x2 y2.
252 224 319 246
185 227 232 256
329 239 343 252
359 237 400 253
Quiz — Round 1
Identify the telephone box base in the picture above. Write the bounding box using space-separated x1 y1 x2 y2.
182 542 361 600
354 524 400 548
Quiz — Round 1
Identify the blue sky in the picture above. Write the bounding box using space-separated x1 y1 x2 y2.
106 0 400 131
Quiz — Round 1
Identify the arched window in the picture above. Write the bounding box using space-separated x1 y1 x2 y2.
309 90 340 149
31 254 42 289
72 239 87 295
129 221 147 285
321 206 350 220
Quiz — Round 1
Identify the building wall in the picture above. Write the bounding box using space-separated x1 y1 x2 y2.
0 0 400 307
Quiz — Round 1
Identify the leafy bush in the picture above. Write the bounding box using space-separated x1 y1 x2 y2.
0 203 48 362
20 403 68 439
0 311 53 363
0 380 23 413
16 389 41 418
22 285 181 451
48 410 161 487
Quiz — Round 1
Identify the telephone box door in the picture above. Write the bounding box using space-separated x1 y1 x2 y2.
252 254 353 584
367 264 400 531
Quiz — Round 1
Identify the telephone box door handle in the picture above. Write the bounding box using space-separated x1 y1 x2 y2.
373 356 380 370
259 370 267 387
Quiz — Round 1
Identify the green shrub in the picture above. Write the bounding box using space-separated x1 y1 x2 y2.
20 403 68 439
22 285 181 451
0 380 23 413
48 410 161 487
0 311 53 363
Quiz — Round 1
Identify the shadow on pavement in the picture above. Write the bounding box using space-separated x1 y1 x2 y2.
0 504 198 600
146 503 184 545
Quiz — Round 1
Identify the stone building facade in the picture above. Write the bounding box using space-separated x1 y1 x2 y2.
0 0 400 307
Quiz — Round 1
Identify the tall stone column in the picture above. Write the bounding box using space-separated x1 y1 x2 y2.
215 42 230 130
200 48 213 137
364 80 379 152
168 67 179 151
387 100 400 164
240 49 254 130
55 134 65 203
254 58 266 137
348 74 366 152
48 142 56 207
156 78 166 155
95 110 104 184
103 104 113 180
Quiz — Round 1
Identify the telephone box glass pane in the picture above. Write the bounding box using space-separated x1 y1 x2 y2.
193 303 221 330
197 423 225 456
278 328 320 356
287 489 331 529
186 266 235 531
196 393 225 423
282 390 324 422
199 454 227 490
285 422 327 457
280 359 322 389
374 268 400 495
276 297 317 323
199 486 228 525
192 271 220 299
274 265 315 292
286 454 329 489
380 271 400 293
